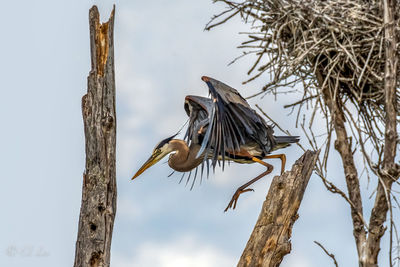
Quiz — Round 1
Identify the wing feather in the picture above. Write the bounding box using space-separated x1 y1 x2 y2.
198 76 276 169
184 78 278 174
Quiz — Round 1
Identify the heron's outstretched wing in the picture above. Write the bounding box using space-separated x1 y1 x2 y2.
198 76 276 169
183 95 213 145
182 95 216 180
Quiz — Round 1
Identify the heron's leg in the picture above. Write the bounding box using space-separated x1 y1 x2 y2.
264 154 286 174
224 157 273 212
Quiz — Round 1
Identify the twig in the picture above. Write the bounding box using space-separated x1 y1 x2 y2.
314 241 339 267
255 104 289 135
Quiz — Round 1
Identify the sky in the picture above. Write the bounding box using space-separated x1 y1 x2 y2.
0 1 395 267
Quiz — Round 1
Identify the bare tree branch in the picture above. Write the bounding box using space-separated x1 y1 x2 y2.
314 241 339 267
317 69 367 258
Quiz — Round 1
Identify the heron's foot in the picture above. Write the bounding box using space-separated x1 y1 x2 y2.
224 188 254 212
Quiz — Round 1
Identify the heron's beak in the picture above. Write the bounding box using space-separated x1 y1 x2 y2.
131 150 164 180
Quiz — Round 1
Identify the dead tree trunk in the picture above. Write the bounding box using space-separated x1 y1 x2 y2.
362 0 399 265
316 1 399 265
74 6 117 267
238 150 319 267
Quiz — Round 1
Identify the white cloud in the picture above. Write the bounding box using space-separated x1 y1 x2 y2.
112 235 236 267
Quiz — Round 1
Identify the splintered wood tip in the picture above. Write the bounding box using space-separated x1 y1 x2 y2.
96 22 109 76
90 5 115 77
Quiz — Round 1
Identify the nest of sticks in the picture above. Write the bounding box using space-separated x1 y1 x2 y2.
207 0 400 170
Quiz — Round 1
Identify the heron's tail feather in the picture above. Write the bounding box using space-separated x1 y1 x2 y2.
273 135 300 150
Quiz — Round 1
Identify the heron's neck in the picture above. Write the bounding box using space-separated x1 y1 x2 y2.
168 139 203 172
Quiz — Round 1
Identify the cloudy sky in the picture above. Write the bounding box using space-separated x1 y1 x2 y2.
0 1 394 267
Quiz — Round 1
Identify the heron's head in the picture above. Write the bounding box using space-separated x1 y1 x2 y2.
131 135 176 180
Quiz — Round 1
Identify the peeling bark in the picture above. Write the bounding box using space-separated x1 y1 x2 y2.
74 6 117 267
238 150 318 267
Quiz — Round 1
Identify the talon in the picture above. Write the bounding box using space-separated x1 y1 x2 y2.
224 187 255 212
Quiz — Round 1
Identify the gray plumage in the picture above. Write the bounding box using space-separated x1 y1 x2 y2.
132 76 300 210
184 76 299 170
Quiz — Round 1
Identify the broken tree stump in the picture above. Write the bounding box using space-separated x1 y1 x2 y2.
74 6 117 267
238 150 319 267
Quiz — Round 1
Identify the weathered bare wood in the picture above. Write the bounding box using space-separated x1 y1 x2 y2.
363 0 399 266
74 6 117 267
314 241 339 267
238 150 318 267
315 67 367 261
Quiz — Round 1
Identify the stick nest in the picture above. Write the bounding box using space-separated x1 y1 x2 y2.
207 0 400 122
207 0 400 175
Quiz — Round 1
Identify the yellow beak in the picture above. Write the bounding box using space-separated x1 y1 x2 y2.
131 152 161 180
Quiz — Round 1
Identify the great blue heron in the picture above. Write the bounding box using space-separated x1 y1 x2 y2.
132 76 299 211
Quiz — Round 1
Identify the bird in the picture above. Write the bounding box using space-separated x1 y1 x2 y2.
132 76 299 211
